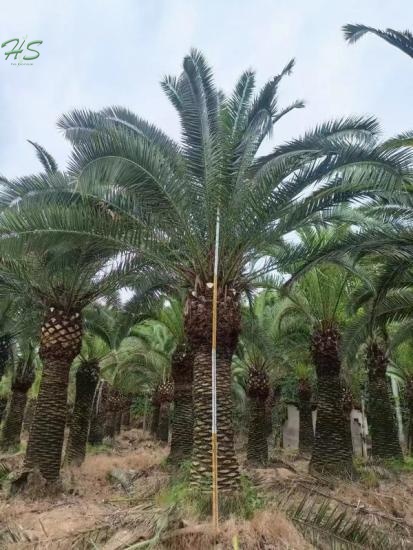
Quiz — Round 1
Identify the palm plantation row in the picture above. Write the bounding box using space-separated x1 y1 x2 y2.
0 23 413 500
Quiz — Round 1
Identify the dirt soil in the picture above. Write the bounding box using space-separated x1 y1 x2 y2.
1 431 413 549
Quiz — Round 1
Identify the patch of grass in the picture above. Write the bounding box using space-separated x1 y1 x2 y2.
386 456 413 472
87 442 112 455
359 468 380 489
156 463 265 521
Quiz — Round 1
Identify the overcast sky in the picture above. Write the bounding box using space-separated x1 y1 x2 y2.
0 0 412 178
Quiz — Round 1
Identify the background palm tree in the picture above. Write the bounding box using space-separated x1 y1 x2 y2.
343 24 413 58
0 342 37 451
279 262 356 477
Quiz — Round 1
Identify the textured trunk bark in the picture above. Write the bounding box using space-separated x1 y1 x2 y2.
367 341 403 461
0 390 28 450
121 409 131 429
150 403 160 437
0 334 12 382
24 308 82 482
191 346 239 491
369 378 403 460
157 402 170 442
23 398 36 433
310 324 354 477
310 376 354 476
65 361 99 466
0 397 7 422
168 346 193 464
299 400 314 455
185 288 241 492
104 411 116 440
114 411 122 434
247 397 268 465
88 381 108 445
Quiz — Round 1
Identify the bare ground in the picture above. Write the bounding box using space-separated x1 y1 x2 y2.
0 431 413 549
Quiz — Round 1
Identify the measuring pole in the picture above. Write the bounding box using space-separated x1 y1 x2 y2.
211 208 220 533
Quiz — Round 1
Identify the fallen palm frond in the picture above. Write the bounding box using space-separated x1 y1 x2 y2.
279 488 412 549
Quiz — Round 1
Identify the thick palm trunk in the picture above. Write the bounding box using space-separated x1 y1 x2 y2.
23 398 36 433
104 411 116 440
150 402 160 436
121 408 131 429
298 382 313 454
185 288 241 492
0 391 28 450
169 346 193 463
0 334 12 382
310 324 354 477
114 411 122 434
0 397 7 421
246 366 269 466
24 308 82 482
104 388 122 443
65 360 99 466
88 381 108 445
247 398 268 464
157 402 170 442
407 380 413 455
157 381 173 443
367 341 402 460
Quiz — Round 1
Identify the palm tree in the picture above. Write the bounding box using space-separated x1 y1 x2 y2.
1 53 406 490
233 291 288 466
279 264 356 477
0 343 37 451
295 363 315 455
157 299 194 462
66 305 141 462
89 379 109 445
343 24 413 59
65 346 101 465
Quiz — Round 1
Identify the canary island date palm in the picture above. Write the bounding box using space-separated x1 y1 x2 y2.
66 305 143 460
65 338 104 465
156 298 194 462
1 52 407 490
343 23 413 59
0 239 124 484
279 263 357 477
342 264 408 460
234 290 291 466
295 364 315 455
0 342 37 451
391 337 413 455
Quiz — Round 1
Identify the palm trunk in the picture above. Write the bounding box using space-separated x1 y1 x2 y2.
407 388 413 455
157 402 170 442
23 398 36 433
0 397 7 422
0 391 28 450
104 411 116 440
0 334 12 382
121 409 131 429
150 402 160 436
247 397 268 465
89 381 108 445
310 324 354 477
185 289 241 492
114 411 122 434
169 346 193 463
24 308 82 482
298 382 314 455
246 366 269 466
65 360 99 466
367 341 403 460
